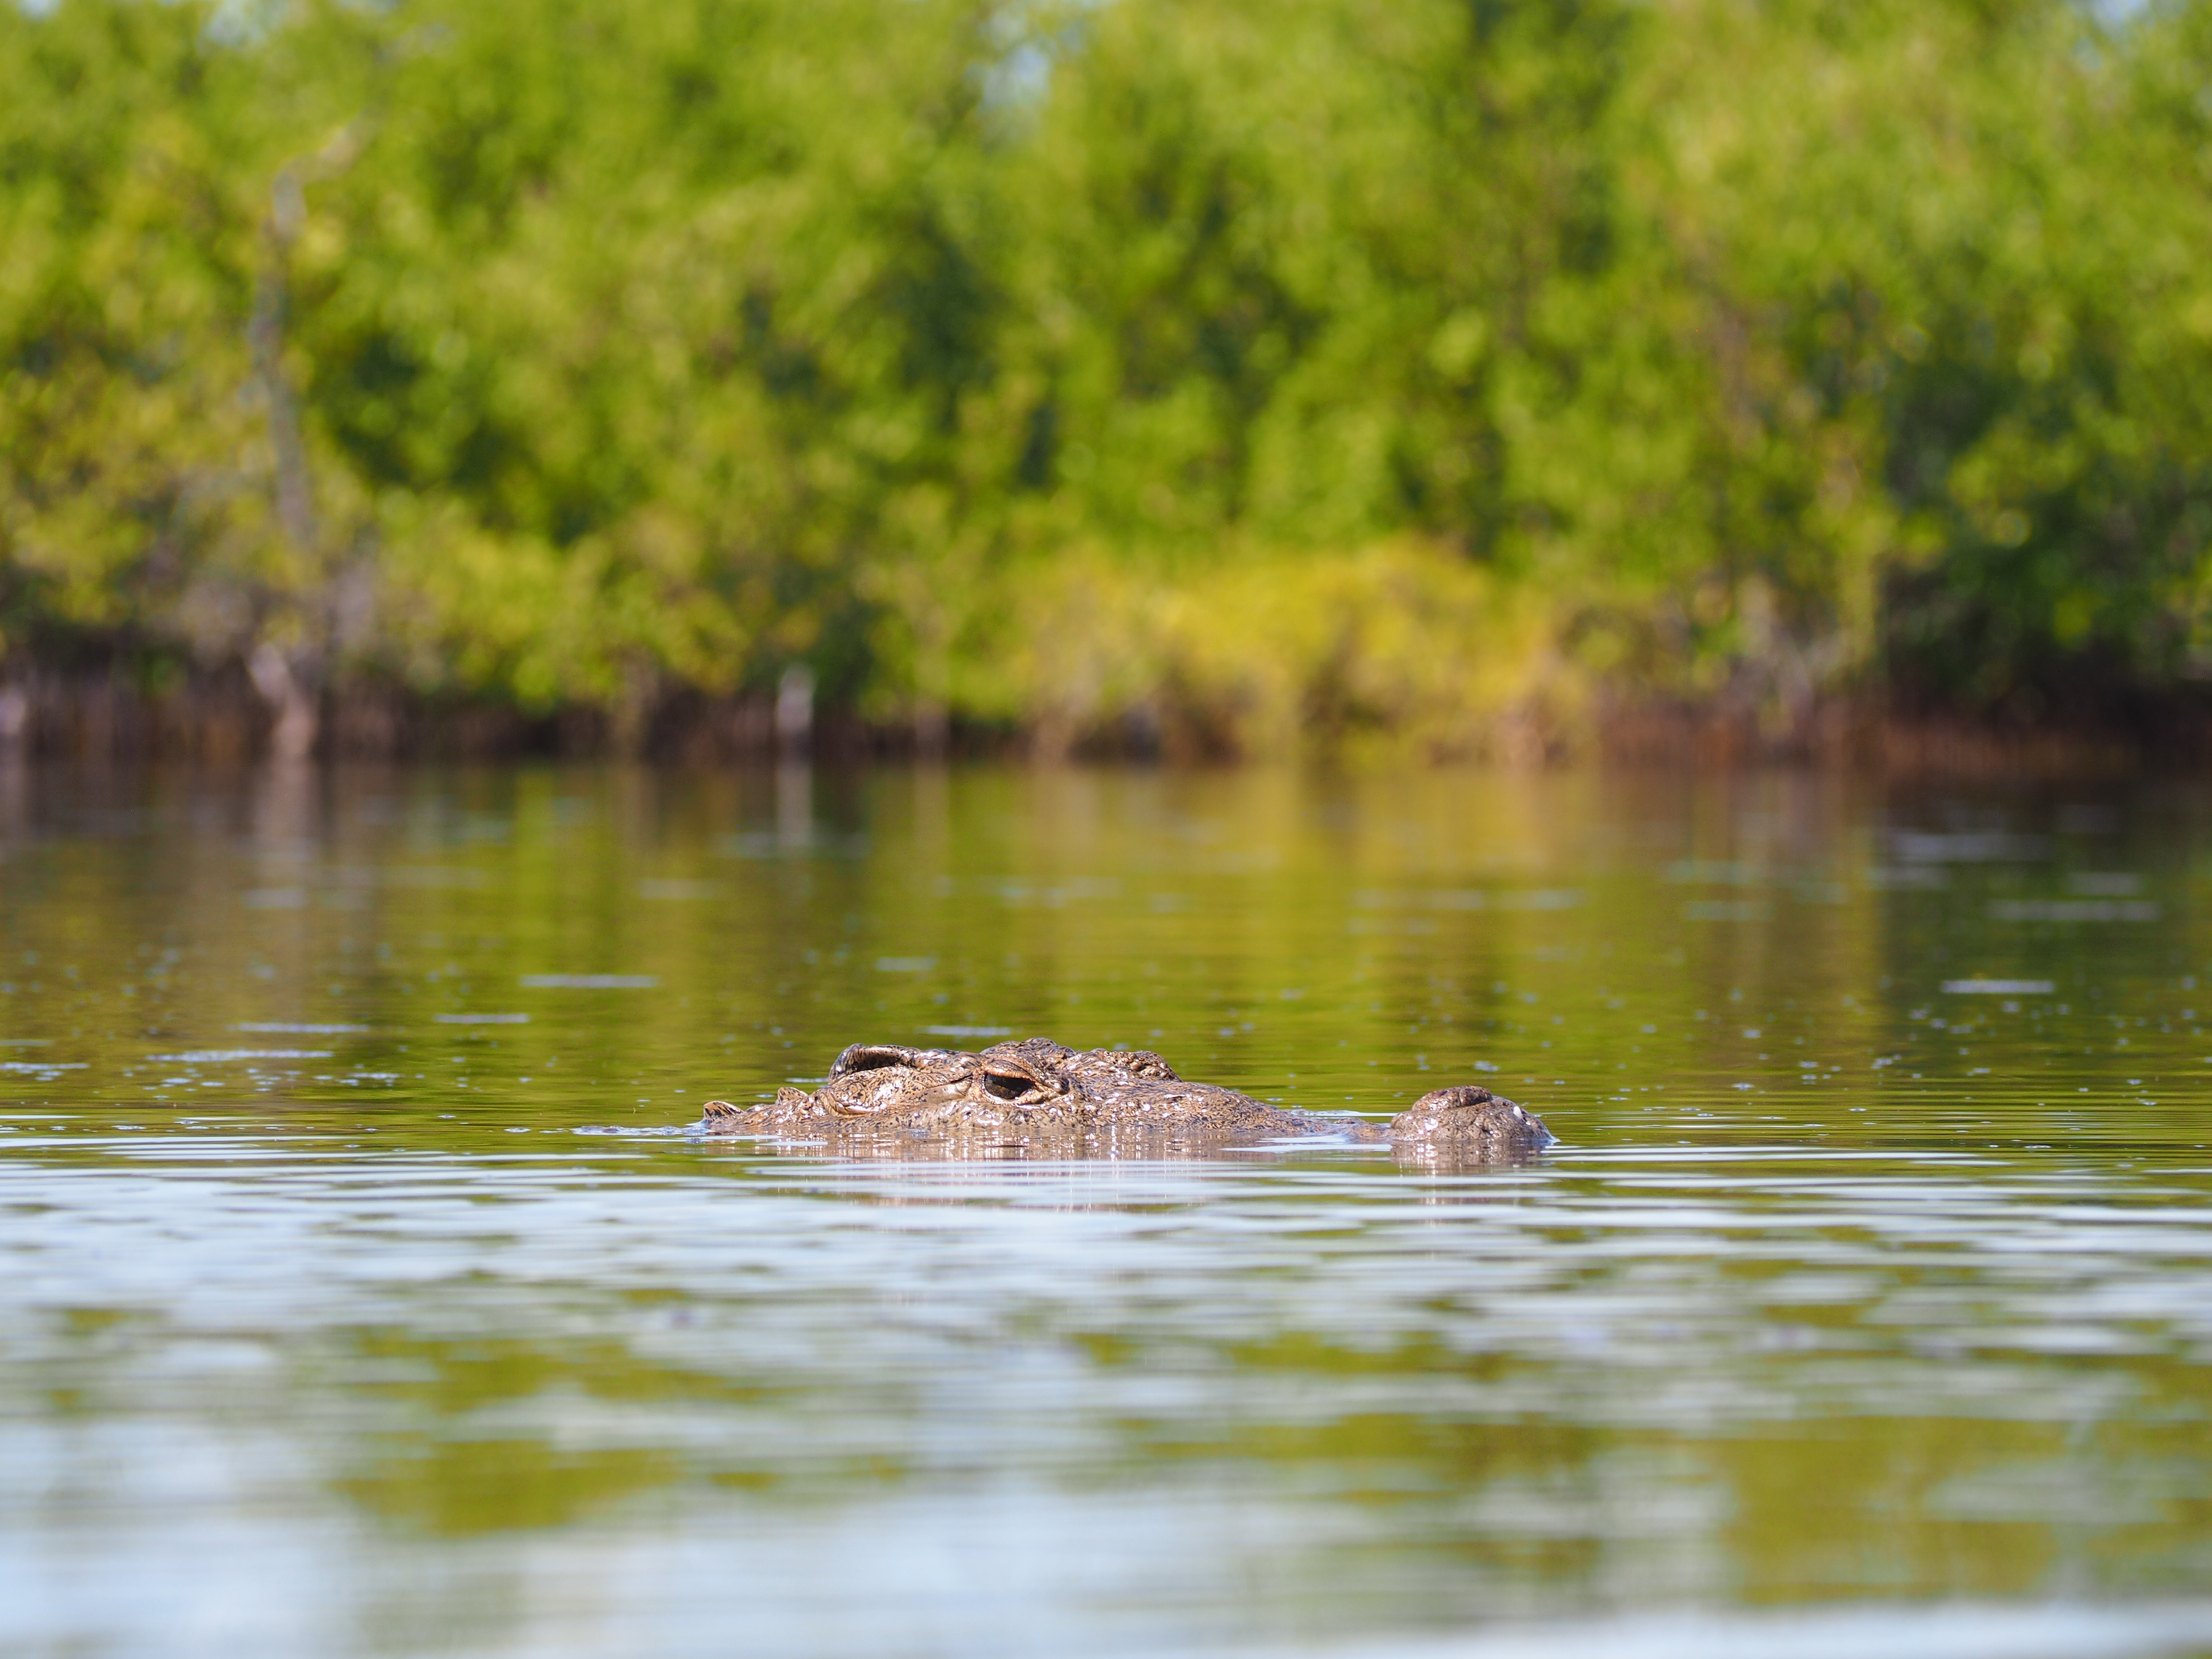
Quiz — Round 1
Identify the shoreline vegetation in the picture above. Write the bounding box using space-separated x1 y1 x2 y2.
0 669 2198 776
6 0 2212 767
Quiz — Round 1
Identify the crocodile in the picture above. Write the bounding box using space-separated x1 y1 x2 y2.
697 1036 1554 1163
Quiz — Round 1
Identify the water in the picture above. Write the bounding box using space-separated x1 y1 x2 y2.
3 762 2211 1658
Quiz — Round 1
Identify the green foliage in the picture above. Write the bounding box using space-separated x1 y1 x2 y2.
3 0 2211 745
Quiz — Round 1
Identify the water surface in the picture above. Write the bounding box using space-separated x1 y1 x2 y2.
3 763 2211 1657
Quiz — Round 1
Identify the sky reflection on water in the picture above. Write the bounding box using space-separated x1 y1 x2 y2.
3 762 2211 1657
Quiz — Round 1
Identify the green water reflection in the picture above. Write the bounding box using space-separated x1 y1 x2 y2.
3 763 2212 1656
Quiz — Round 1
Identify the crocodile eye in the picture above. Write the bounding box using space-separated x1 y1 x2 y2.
982 1069 1034 1101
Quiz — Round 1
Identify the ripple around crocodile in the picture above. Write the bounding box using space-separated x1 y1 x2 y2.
695 1037 1555 1166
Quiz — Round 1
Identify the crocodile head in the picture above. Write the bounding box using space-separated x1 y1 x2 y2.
800 1039 1087 1117
703 1039 1551 1159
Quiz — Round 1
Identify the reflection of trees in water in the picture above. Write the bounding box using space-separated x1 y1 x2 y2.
340 1435 688 1538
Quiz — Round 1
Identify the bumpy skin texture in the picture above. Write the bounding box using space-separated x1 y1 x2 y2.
1389 1085 1552 1155
697 1039 1554 1162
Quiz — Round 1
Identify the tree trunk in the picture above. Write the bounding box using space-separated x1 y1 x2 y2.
249 644 317 763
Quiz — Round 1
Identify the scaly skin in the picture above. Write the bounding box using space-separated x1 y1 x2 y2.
697 1038 1554 1162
